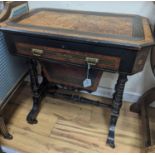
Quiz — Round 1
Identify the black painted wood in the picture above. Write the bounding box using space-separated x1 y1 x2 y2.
106 73 128 148
26 59 48 124
26 59 40 124
3 32 142 74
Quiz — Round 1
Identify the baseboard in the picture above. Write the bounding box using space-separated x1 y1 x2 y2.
92 86 141 103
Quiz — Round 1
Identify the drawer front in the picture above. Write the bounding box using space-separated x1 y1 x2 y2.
42 62 103 92
15 42 120 71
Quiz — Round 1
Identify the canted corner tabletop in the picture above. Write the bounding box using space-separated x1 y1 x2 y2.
0 8 154 148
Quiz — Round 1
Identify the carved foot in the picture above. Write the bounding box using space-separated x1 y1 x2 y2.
106 138 115 148
3 133 13 140
106 114 118 148
26 110 38 124
27 98 40 124
0 116 13 140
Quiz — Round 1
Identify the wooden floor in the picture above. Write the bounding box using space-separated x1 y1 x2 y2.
0 83 149 152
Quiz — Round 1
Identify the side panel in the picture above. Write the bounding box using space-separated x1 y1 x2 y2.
132 47 150 74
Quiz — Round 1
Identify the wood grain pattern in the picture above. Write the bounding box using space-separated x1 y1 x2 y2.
132 48 149 73
0 9 154 48
0 83 146 152
144 145 155 153
18 10 133 37
42 62 102 92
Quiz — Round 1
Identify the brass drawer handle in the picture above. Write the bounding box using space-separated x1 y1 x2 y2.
32 48 44 57
85 57 99 65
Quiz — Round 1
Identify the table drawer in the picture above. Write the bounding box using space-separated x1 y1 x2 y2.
15 42 120 71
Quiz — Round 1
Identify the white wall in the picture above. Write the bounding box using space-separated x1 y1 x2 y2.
28 1 155 103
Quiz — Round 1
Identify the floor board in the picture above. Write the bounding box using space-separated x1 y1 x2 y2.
0 84 144 152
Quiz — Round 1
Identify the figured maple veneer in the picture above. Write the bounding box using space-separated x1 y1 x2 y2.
0 8 154 49
18 10 133 37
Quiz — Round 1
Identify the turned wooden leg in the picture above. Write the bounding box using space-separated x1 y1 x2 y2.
26 60 48 124
26 59 39 124
0 116 13 139
106 73 128 148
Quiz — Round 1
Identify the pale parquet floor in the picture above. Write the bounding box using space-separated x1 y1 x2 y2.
0 83 147 152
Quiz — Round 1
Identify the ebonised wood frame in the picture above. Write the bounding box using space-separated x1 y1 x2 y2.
107 73 128 148
0 8 154 149
2 31 150 75
26 58 128 148
1 30 151 149
27 59 48 124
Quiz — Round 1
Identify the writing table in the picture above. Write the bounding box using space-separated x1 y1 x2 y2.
0 8 154 148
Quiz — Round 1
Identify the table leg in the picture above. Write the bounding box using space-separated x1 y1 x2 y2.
106 73 128 148
26 59 39 124
26 59 48 124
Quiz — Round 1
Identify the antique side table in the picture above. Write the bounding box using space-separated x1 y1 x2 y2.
0 8 154 148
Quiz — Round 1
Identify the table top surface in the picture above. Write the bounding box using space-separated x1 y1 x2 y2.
0 8 154 49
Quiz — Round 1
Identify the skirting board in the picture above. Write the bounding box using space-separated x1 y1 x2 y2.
93 87 155 107
92 86 141 103
25 77 141 103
